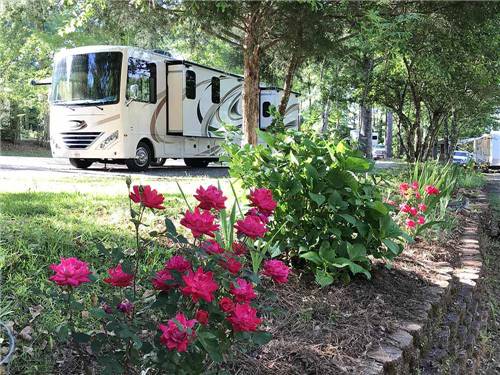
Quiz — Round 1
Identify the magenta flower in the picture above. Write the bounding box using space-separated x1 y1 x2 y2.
230 278 257 303
181 267 219 303
165 255 192 273
235 215 267 239
262 259 290 283
248 188 277 216
129 185 165 209
180 208 219 238
227 303 262 332
49 257 92 287
158 312 197 352
103 264 134 287
194 185 227 211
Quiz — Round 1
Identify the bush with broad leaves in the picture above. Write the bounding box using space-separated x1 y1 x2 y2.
224 129 407 286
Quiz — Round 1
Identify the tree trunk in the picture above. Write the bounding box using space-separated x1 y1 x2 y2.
321 98 331 133
448 112 459 158
241 23 260 146
278 55 299 116
385 110 393 158
359 105 372 159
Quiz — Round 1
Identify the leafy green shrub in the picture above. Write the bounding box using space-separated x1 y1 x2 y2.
224 130 406 286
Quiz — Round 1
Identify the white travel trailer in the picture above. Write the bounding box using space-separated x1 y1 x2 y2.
48 45 300 170
473 131 500 168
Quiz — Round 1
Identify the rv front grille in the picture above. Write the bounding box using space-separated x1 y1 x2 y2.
61 132 102 149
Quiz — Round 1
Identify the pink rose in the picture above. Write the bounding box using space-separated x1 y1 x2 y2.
195 309 209 325
230 278 257 303
165 255 191 273
220 256 242 275
103 264 134 287
226 303 262 332
248 188 277 216
49 257 92 287
158 312 197 352
194 185 227 211
180 208 219 238
235 215 267 239
411 181 419 190
417 216 425 225
219 297 235 313
418 203 427 212
202 239 224 255
129 185 165 209
152 268 176 291
181 267 219 303
262 259 290 283
246 208 270 224
409 207 418 217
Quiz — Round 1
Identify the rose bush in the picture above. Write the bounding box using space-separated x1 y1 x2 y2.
47 182 288 374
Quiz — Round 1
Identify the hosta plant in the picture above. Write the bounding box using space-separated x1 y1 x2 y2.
47 182 289 374
224 129 407 286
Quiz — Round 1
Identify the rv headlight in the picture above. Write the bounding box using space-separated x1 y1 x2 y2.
99 130 119 149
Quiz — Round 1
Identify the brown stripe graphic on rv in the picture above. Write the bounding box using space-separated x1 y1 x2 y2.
96 114 120 125
149 91 167 143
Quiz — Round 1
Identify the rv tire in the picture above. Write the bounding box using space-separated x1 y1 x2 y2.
151 158 167 167
126 141 152 172
69 158 93 169
184 158 210 168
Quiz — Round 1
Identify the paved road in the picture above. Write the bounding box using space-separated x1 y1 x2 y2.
0 156 403 195
0 156 230 195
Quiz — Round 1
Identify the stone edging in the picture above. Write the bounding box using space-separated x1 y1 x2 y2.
356 193 488 375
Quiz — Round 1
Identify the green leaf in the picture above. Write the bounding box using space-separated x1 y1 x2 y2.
339 214 357 225
289 151 299 165
347 243 366 260
164 218 177 236
319 241 337 264
251 331 272 345
73 332 90 343
198 331 223 363
344 156 371 172
331 257 371 279
382 239 401 255
308 192 326 206
299 251 322 265
315 269 334 287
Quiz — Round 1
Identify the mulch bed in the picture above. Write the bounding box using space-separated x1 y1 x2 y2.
223 205 471 374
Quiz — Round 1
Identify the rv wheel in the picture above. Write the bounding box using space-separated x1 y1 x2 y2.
151 158 167 167
69 158 93 169
184 158 210 168
126 142 152 172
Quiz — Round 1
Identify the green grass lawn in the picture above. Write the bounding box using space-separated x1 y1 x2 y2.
0 191 186 373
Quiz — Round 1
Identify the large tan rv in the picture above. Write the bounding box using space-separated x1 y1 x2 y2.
48 46 300 171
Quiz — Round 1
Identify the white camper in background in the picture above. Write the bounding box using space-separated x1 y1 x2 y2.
473 131 500 168
49 46 300 171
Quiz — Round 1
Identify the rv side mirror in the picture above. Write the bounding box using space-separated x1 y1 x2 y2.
126 84 139 106
129 84 139 100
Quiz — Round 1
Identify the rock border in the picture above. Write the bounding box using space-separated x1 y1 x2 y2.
357 193 489 375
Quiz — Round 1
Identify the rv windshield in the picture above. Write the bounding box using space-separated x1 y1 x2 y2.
51 52 122 106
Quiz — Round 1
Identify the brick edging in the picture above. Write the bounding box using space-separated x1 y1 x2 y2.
357 193 489 375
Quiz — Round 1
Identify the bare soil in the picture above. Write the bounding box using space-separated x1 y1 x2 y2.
223 208 470 374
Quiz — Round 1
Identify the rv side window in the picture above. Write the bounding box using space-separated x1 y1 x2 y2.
186 70 196 99
211 77 220 104
263 101 271 118
127 58 156 103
